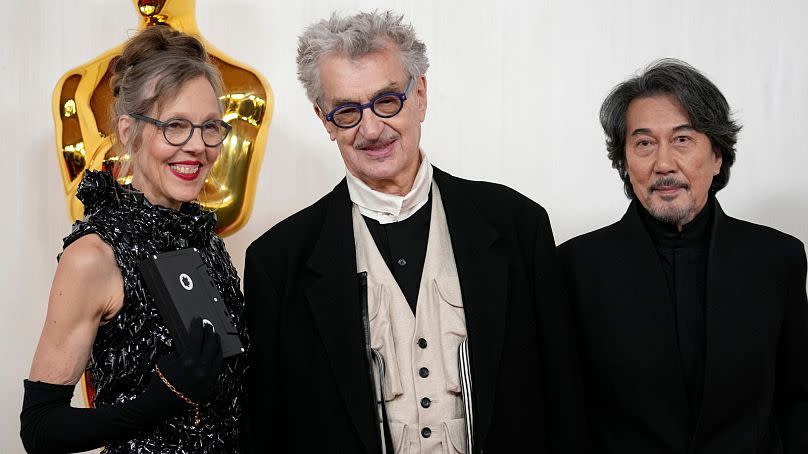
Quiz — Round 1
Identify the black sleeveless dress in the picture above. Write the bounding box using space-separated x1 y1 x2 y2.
63 170 249 453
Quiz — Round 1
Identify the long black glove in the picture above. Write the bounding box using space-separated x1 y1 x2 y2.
20 319 223 454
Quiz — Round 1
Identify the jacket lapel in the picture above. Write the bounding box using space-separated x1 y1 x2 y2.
433 167 508 448
304 180 380 453
691 200 746 447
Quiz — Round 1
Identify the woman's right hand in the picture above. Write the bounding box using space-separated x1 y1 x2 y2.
156 317 223 403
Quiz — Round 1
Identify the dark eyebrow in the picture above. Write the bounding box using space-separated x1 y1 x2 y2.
672 124 695 133
630 128 652 137
329 81 403 108
630 124 695 136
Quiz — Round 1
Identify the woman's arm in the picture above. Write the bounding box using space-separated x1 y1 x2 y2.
29 234 123 385
21 235 223 453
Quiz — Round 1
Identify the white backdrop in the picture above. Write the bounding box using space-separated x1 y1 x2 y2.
2 0 807 452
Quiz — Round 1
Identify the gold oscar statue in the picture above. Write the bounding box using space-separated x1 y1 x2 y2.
53 0 273 236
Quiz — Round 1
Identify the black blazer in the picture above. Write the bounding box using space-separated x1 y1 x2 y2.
558 199 808 454
244 167 588 453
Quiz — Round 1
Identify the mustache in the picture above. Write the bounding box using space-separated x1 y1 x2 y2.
649 177 689 193
353 134 399 150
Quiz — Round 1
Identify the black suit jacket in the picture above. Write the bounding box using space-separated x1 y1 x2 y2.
244 167 588 453
558 199 808 453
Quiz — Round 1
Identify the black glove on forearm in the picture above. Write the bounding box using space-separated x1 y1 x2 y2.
20 319 224 454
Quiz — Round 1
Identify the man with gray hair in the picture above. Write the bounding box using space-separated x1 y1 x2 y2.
245 10 587 453
559 59 808 453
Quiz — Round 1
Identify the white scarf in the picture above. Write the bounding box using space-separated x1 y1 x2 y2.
345 152 433 225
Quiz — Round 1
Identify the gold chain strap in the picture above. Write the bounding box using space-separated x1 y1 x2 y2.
154 364 201 427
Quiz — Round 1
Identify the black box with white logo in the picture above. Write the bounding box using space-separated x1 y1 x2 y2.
139 248 244 358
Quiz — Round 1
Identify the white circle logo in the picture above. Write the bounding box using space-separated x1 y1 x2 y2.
179 273 193 291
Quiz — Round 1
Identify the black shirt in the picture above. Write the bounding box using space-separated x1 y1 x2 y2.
362 193 432 313
638 198 714 424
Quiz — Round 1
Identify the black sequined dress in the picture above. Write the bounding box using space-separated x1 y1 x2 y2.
63 170 249 453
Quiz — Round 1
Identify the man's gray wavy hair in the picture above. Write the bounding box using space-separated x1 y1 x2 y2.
297 10 429 105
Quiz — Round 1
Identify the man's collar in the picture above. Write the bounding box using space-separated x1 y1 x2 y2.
345 151 432 224
637 195 715 249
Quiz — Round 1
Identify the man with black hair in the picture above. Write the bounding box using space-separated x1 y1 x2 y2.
559 58 808 453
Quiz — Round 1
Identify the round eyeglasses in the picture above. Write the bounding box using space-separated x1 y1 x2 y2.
323 77 416 129
130 113 232 147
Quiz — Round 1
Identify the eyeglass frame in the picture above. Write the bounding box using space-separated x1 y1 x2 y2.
321 77 416 129
129 113 232 147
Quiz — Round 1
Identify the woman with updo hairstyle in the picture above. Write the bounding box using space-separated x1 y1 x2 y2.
20 26 249 453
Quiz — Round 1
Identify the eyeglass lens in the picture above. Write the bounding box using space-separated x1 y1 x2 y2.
332 94 404 127
163 119 229 146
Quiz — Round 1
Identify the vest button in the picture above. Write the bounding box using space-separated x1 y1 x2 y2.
421 427 432 438
397 258 407 266
420 397 431 408
419 367 429 378
417 338 427 349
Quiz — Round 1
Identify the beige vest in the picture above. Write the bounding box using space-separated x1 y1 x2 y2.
353 182 468 454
